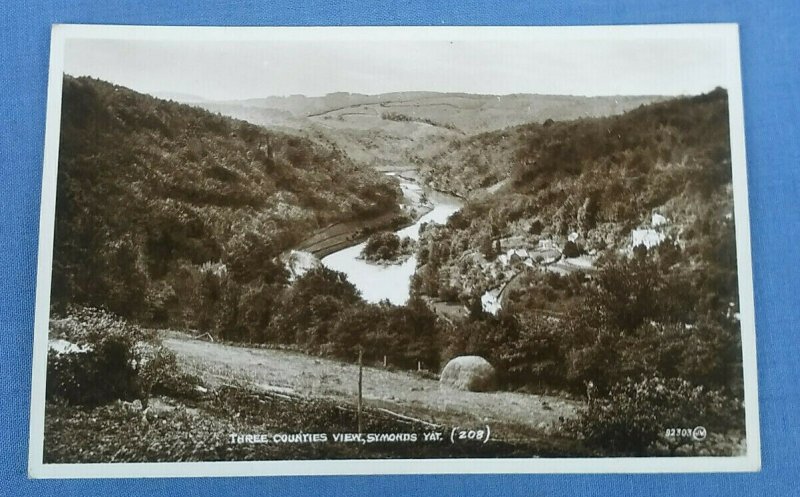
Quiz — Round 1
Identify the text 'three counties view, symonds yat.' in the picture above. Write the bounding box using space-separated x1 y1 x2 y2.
29 25 759 477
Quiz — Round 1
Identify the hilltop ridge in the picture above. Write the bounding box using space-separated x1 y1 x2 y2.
191 92 664 168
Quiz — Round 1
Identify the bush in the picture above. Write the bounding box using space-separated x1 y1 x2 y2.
47 336 138 406
46 307 189 406
149 360 204 401
567 376 743 455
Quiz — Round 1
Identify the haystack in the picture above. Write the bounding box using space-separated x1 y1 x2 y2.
440 356 496 392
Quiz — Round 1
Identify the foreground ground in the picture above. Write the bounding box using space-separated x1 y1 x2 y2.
43 330 746 463
43 332 587 462
162 332 580 437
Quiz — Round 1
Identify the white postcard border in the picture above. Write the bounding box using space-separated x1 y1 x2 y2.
28 23 761 478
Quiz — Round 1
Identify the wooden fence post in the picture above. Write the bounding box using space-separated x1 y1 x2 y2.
357 348 363 434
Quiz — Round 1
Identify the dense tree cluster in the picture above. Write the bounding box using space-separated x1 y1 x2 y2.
180 266 442 369
435 247 742 398
360 232 415 262
413 88 737 313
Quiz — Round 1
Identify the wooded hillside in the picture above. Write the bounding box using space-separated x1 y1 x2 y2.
52 76 402 323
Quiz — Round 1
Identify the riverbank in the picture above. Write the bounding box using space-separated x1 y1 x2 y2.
294 211 413 259
319 175 464 305
294 171 439 258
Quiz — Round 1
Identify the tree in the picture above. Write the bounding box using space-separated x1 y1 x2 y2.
328 303 384 359
362 232 402 261
100 237 148 319
478 233 495 259
591 252 662 333
223 230 288 285
376 298 440 369
562 240 581 258
270 267 362 346
507 312 566 389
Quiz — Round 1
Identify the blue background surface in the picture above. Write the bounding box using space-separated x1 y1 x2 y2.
1 1 798 495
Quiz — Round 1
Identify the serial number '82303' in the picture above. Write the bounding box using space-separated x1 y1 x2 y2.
665 426 707 441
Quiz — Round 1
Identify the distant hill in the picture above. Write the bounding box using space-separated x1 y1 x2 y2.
191 92 664 168
200 92 663 133
150 91 207 103
52 76 401 321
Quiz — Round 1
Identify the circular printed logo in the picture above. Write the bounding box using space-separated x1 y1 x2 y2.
692 426 707 441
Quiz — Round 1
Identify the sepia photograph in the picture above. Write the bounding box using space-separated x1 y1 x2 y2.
28 24 759 477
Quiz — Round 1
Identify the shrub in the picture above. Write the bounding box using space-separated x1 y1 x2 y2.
149 356 204 401
47 336 138 406
46 307 190 406
567 376 743 455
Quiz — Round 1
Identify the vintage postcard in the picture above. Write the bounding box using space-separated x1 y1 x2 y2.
29 24 760 477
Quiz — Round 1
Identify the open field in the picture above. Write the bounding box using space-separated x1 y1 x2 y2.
162 332 581 440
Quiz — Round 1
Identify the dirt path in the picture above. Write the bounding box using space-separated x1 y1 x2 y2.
162 333 581 435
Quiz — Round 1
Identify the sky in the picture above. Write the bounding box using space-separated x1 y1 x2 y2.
62 29 733 101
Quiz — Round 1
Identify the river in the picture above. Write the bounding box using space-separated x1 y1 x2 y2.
321 174 463 304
